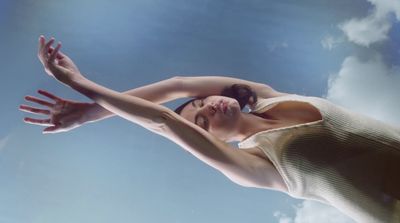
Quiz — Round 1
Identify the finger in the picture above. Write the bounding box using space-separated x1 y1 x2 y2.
43 37 55 60
37 89 62 101
19 105 51 115
38 35 45 56
24 95 54 107
43 124 64 134
43 125 60 134
23 117 55 126
48 46 64 60
49 42 61 63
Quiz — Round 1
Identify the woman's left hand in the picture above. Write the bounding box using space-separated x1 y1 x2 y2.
37 35 85 85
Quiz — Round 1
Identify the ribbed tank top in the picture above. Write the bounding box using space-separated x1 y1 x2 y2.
238 94 400 223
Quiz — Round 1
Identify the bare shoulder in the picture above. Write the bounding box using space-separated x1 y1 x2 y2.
257 87 291 99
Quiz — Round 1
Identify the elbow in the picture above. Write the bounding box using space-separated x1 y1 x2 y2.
171 76 185 86
171 75 184 80
171 76 186 97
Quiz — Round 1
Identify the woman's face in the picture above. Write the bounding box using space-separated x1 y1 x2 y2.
179 95 242 141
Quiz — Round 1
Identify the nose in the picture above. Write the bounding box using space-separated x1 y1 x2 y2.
203 102 217 115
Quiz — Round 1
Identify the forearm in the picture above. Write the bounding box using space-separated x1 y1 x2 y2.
177 75 284 99
82 76 183 123
69 76 169 130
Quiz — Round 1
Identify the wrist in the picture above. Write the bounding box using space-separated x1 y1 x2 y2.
78 102 97 124
67 74 86 87
80 102 115 124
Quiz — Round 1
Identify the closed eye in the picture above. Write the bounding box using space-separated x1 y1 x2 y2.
195 99 209 130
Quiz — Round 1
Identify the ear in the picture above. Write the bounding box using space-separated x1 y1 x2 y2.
248 96 257 110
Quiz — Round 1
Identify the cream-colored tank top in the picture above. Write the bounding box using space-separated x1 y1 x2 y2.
238 94 400 223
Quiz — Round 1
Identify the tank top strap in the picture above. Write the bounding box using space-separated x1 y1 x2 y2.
250 94 328 118
239 94 327 149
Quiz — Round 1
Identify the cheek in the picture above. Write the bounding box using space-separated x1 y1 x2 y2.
211 113 239 131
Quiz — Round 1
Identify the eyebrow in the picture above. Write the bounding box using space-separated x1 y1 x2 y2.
191 99 199 124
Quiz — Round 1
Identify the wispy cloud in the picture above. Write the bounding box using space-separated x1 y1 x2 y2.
0 134 12 153
274 200 356 223
338 0 400 47
321 35 345 50
268 42 289 52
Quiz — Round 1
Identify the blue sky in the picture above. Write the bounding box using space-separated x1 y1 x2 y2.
1 0 399 222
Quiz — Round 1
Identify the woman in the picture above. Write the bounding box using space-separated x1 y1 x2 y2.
20 36 399 223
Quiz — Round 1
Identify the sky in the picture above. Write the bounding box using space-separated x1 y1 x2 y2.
0 0 399 222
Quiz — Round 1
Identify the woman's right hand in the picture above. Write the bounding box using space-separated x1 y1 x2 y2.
19 89 92 134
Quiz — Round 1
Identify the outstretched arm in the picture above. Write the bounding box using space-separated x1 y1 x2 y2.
41 42 184 123
177 75 289 99
37 36 171 131
38 36 271 188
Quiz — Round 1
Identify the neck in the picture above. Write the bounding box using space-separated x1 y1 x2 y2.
230 112 275 142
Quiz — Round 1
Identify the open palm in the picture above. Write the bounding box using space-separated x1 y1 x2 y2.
19 89 92 134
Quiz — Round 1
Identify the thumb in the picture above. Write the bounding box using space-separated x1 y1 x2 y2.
43 125 59 134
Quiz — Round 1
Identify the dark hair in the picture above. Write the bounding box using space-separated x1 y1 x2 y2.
173 83 258 115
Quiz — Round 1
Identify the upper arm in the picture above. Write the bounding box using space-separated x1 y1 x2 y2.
176 75 289 99
154 110 275 188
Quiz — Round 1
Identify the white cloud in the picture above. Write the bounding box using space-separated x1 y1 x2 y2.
368 0 400 20
339 0 400 47
326 55 400 126
339 13 391 46
321 35 345 50
274 200 356 223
